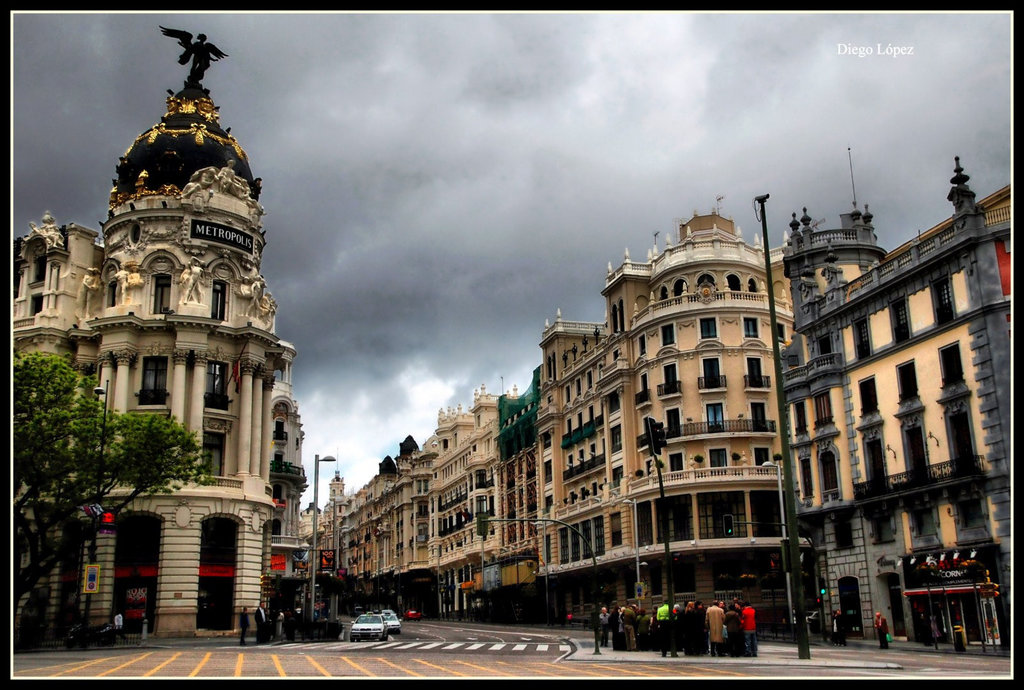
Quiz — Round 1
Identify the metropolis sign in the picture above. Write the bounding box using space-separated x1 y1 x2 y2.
190 219 254 253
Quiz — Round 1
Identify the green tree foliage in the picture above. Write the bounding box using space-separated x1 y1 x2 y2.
14 352 212 609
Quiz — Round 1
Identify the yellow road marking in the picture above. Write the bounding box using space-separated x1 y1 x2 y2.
144 651 182 676
234 652 244 676
304 655 332 677
96 651 155 676
492 660 564 676
374 657 423 676
272 654 286 676
339 656 374 676
410 658 469 676
53 656 116 676
452 658 510 675
189 651 212 677
588 662 663 677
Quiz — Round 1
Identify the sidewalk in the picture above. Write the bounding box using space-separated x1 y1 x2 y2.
555 630 1009 667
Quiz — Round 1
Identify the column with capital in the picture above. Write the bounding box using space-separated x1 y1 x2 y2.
171 349 189 422
259 374 275 479
235 357 254 476
189 351 207 439
248 364 264 477
112 350 135 413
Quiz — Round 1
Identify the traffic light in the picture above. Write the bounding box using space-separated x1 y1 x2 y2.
476 512 489 538
644 417 667 455
98 511 117 535
723 514 734 536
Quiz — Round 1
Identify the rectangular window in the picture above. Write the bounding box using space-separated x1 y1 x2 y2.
153 274 172 313
891 298 911 343
754 447 770 466
33 256 47 283
140 356 168 405
706 403 724 432
873 517 894 543
854 318 871 359
745 357 766 388
669 452 684 471
699 318 717 339
206 361 229 409
666 408 681 438
813 393 832 427
743 317 759 338
933 276 955 324
750 402 768 431
834 521 854 548
859 377 878 414
558 527 569 563
793 400 808 434
817 334 832 356
701 358 723 388
609 512 622 547
709 448 727 468
607 392 620 413
610 425 622 453
939 343 964 386
203 432 225 476
638 334 646 356
897 361 918 400
800 456 813 498
592 516 605 556
913 508 936 536
211 280 227 320
661 323 675 346
107 280 118 307
958 499 986 529
31 294 44 315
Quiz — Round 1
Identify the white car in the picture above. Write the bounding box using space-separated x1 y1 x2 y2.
381 610 402 635
349 613 388 642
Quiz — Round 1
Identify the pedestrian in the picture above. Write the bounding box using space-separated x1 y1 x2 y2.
656 602 671 657
875 612 889 649
832 610 846 646
113 611 126 641
636 608 651 651
254 601 269 644
284 610 297 641
724 603 743 657
740 601 758 657
599 606 610 647
706 600 725 656
622 604 637 651
239 606 249 646
695 601 709 655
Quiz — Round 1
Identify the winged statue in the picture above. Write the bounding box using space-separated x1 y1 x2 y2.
160 26 228 87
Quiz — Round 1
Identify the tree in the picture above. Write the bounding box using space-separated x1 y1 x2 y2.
14 351 212 611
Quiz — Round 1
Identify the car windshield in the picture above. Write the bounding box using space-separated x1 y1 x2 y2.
355 615 382 624
383 612 398 620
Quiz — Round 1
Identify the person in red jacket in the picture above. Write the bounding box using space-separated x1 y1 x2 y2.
740 601 758 657
875 612 890 649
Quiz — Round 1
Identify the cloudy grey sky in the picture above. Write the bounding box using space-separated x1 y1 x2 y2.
12 11 1012 506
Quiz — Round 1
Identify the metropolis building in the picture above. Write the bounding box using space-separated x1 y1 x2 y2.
13 51 307 636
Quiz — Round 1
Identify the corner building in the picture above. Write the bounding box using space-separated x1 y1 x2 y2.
538 210 797 621
781 160 1010 647
14 75 305 636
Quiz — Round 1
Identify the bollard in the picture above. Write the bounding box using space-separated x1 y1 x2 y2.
141 617 148 645
953 624 966 652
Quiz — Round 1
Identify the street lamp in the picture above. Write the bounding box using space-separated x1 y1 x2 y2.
82 380 110 625
762 460 794 638
620 499 642 603
755 193 810 659
309 455 335 628
534 518 601 656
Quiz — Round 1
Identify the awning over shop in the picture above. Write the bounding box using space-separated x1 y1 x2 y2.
904 585 983 596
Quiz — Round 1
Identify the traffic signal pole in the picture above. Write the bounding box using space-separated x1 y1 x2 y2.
755 194 810 659
644 417 677 657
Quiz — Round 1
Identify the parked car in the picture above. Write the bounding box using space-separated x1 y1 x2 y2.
348 613 388 642
381 610 402 635
404 609 422 621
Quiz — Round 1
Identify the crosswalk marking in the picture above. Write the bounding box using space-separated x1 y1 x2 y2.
466 643 486 650
419 642 444 649
512 644 527 651
537 644 548 651
275 640 571 654
443 643 462 650
489 643 506 651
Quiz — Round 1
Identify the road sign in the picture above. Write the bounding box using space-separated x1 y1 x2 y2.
82 564 100 594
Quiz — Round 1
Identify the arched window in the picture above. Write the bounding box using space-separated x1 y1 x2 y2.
820 450 839 494
727 274 741 291
659 286 669 300
697 273 716 286
748 278 758 293
673 279 686 296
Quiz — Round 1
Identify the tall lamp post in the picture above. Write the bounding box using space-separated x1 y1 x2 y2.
621 499 642 603
755 193 810 659
763 460 795 638
309 455 335 627
82 380 110 626
532 517 601 655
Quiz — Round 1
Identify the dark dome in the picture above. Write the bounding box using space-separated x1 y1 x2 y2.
110 87 257 210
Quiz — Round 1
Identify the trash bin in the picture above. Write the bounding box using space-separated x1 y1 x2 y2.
953 625 966 652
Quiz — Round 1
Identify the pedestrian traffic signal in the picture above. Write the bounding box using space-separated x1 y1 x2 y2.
476 512 489 538
819 579 827 596
723 514 734 536
644 417 667 455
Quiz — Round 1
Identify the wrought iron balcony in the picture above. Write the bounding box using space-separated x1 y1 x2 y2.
681 418 776 435
697 375 727 389
852 455 985 500
657 380 682 396
743 375 771 388
204 392 230 410
137 388 168 405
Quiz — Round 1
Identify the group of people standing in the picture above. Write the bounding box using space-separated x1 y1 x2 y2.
600 599 758 658
238 602 272 646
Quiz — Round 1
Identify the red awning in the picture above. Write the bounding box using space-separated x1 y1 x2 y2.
903 585 983 596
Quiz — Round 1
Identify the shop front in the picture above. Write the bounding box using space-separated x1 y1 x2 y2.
900 545 1002 646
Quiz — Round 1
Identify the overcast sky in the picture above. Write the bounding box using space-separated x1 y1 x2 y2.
12 11 1012 507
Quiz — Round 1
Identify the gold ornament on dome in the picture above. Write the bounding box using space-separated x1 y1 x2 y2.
165 94 221 124
132 123 248 161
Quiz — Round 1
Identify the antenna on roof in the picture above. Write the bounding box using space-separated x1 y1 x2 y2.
715 195 724 214
848 147 858 207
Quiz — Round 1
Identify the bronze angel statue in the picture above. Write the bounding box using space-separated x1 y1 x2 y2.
160 27 228 87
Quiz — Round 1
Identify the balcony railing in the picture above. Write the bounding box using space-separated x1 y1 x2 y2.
562 453 605 481
635 389 651 406
270 460 305 477
697 375 727 390
657 380 682 396
137 388 168 405
626 464 780 495
273 429 289 441
681 418 775 435
743 375 771 388
204 392 230 410
852 455 984 500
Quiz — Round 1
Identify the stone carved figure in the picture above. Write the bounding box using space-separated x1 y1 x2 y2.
180 167 218 209
240 274 266 317
179 257 205 305
76 267 102 320
28 211 64 250
160 27 228 87
115 262 143 305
